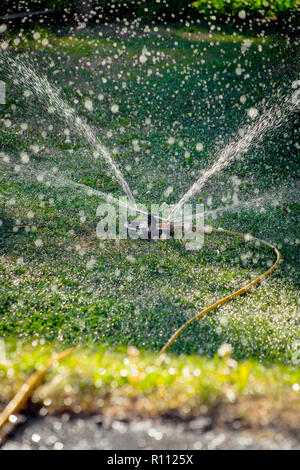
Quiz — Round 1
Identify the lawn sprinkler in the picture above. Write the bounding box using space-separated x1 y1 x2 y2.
125 213 175 240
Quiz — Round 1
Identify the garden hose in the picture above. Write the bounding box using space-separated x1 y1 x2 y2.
0 224 281 444
0 348 74 443
159 225 282 354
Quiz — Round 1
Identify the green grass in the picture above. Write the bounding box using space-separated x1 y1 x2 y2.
0 21 299 375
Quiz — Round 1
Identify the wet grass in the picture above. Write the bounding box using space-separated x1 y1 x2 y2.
0 21 299 373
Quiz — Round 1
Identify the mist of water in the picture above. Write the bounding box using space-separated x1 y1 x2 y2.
0 157 149 217
3 54 137 207
172 183 299 223
167 95 295 220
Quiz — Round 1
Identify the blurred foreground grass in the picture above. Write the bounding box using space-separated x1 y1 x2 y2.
1 341 300 429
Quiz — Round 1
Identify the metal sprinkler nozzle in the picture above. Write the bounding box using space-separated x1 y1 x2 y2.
147 213 175 240
125 213 175 240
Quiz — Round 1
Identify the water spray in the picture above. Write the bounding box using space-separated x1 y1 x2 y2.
0 60 292 439
166 92 297 221
2 54 137 208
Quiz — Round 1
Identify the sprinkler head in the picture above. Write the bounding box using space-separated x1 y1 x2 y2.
125 213 174 240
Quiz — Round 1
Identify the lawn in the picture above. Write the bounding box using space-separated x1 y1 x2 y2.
0 19 299 413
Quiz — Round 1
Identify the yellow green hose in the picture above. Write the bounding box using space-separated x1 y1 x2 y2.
160 225 281 354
